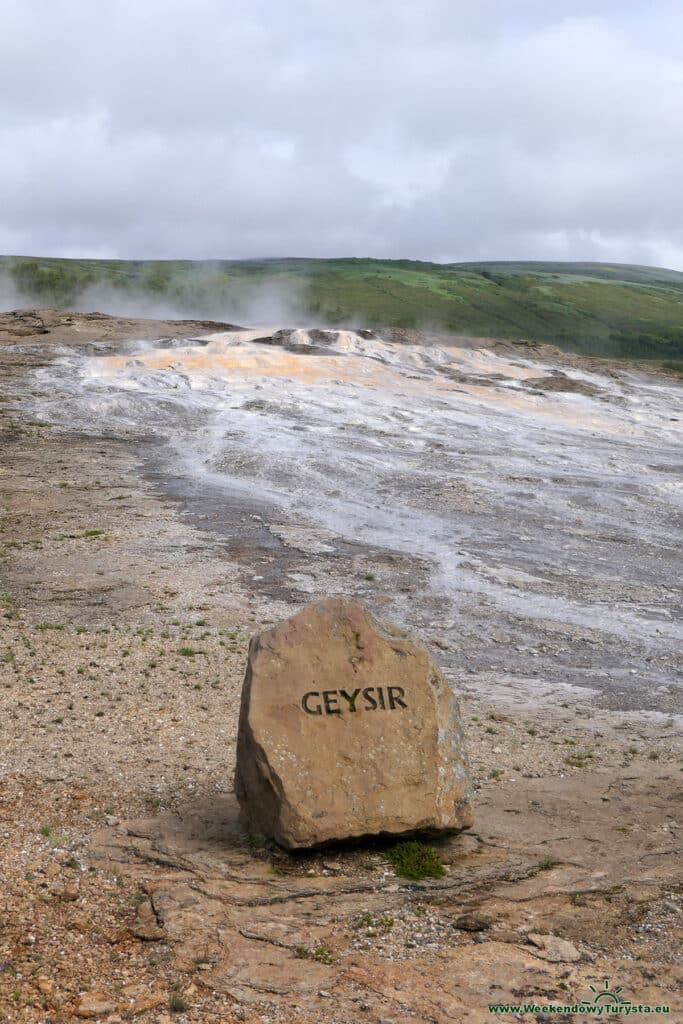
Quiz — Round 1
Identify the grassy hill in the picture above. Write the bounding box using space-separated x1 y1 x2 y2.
3 255 683 365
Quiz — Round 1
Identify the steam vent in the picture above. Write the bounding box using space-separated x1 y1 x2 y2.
234 597 473 849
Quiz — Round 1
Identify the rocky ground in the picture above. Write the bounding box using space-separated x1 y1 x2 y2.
0 310 681 1023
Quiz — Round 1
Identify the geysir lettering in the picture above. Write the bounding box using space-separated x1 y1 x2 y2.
301 686 408 715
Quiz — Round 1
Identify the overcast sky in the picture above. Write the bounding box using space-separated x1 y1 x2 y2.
2 1 682 266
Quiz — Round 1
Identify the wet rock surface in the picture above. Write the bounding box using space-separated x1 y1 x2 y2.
15 319 682 718
0 312 681 1023
234 597 473 847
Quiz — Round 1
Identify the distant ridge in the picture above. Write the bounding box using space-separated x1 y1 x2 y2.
2 255 683 366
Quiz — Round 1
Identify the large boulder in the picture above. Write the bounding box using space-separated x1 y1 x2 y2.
234 597 473 848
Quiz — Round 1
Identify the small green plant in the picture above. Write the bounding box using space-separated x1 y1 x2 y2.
82 529 105 539
354 911 375 929
385 840 445 880
565 752 593 768
0 593 18 620
538 855 557 871
39 825 52 838
169 992 189 1013
179 647 197 657
295 944 336 964
354 911 394 932
245 831 270 851
489 768 504 779
192 954 215 968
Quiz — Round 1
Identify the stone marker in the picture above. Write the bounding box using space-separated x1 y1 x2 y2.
234 597 473 848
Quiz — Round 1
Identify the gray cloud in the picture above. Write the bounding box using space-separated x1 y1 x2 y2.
1 1 681 266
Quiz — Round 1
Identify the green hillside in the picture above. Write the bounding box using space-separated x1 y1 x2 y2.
3 255 683 364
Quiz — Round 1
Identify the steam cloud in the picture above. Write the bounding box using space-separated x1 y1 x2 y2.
0 268 313 327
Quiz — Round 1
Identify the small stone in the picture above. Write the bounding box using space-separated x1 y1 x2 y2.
50 883 79 901
131 990 166 1012
74 992 116 1018
527 932 581 962
453 913 491 932
131 899 165 941
131 923 165 941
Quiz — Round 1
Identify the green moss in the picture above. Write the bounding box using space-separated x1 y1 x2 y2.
385 840 446 880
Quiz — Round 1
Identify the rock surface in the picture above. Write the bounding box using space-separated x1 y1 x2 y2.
73 992 116 1018
527 932 583 963
234 597 473 848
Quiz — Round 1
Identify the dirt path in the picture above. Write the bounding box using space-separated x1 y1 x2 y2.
0 312 680 1023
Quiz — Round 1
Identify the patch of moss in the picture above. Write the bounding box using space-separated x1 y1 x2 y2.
385 840 445 880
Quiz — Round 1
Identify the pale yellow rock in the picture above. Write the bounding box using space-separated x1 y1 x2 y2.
234 597 473 848
74 992 116 1018
527 933 582 962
